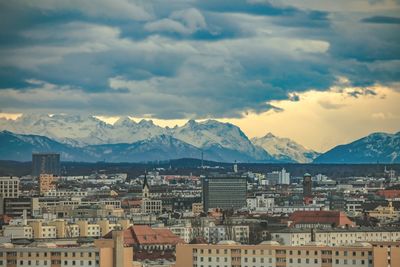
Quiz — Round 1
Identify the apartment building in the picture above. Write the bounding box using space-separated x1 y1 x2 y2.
0 176 20 198
271 228 400 246
43 190 88 197
192 203 204 215
39 174 57 195
0 197 39 217
3 219 132 239
192 225 250 244
169 225 193 243
141 199 163 214
175 241 400 267
247 194 274 211
0 230 133 267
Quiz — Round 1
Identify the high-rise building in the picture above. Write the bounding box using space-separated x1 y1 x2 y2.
303 173 313 197
32 153 60 177
267 168 290 185
202 174 247 211
278 168 290 185
266 171 280 185
0 176 20 198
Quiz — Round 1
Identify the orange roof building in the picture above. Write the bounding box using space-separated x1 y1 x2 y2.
288 210 355 228
377 190 400 199
104 225 184 248
104 226 184 261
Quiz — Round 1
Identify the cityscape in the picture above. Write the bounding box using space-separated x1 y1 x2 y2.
1 1 400 267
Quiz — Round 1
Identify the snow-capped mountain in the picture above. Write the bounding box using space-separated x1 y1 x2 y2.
0 114 274 162
172 120 272 161
0 130 87 161
1 114 398 163
251 133 320 163
85 134 202 162
314 132 400 163
0 114 166 146
0 130 268 163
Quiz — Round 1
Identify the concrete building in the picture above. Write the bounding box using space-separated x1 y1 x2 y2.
32 152 60 177
168 225 193 243
247 194 274 211
0 230 133 267
266 172 280 186
202 175 247 211
192 203 204 215
271 228 400 246
0 176 20 198
141 199 162 214
278 168 290 185
175 241 400 267
3 218 132 239
193 224 250 244
0 197 39 217
39 174 56 195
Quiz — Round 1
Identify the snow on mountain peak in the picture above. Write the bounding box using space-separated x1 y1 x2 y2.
113 116 136 127
0 114 317 162
252 133 319 163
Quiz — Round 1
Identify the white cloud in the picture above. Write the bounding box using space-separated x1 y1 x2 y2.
144 8 207 34
20 0 152 20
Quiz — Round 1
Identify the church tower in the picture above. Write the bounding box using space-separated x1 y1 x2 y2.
142 173 150 199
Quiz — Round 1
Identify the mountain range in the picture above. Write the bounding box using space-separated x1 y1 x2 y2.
314 132 400 163
0 114 398 163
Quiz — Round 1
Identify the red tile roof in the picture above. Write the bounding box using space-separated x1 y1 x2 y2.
289 211 355 227
377 190 400 199
104 225 184 246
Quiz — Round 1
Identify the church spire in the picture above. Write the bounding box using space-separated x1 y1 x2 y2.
143 171 149 190
142 171 150 199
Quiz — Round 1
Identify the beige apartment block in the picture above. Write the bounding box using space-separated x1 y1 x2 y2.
175 241 400 267
77 220 101 237
271 228 400 246
0 231 133 267
39 174 56 195
0 176 20 198
192 203 204 215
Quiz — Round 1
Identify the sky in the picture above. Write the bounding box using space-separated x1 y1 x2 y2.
0 0 400 151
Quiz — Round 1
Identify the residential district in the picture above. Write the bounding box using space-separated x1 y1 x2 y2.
0 153 400 267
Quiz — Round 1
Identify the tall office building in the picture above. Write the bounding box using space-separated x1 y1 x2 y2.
267 168 290 185
202 174 247 211
0 176 20 198
303 173 313 197
278 168 290 185
32 153 60 177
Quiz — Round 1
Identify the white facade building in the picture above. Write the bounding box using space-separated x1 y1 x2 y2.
272 228 400 246
0 176 20 198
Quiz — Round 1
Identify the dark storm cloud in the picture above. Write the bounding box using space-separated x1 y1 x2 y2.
0 0 399 118
361 16 400 24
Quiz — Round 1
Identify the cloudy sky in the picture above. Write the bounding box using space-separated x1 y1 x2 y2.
0 0 399 151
